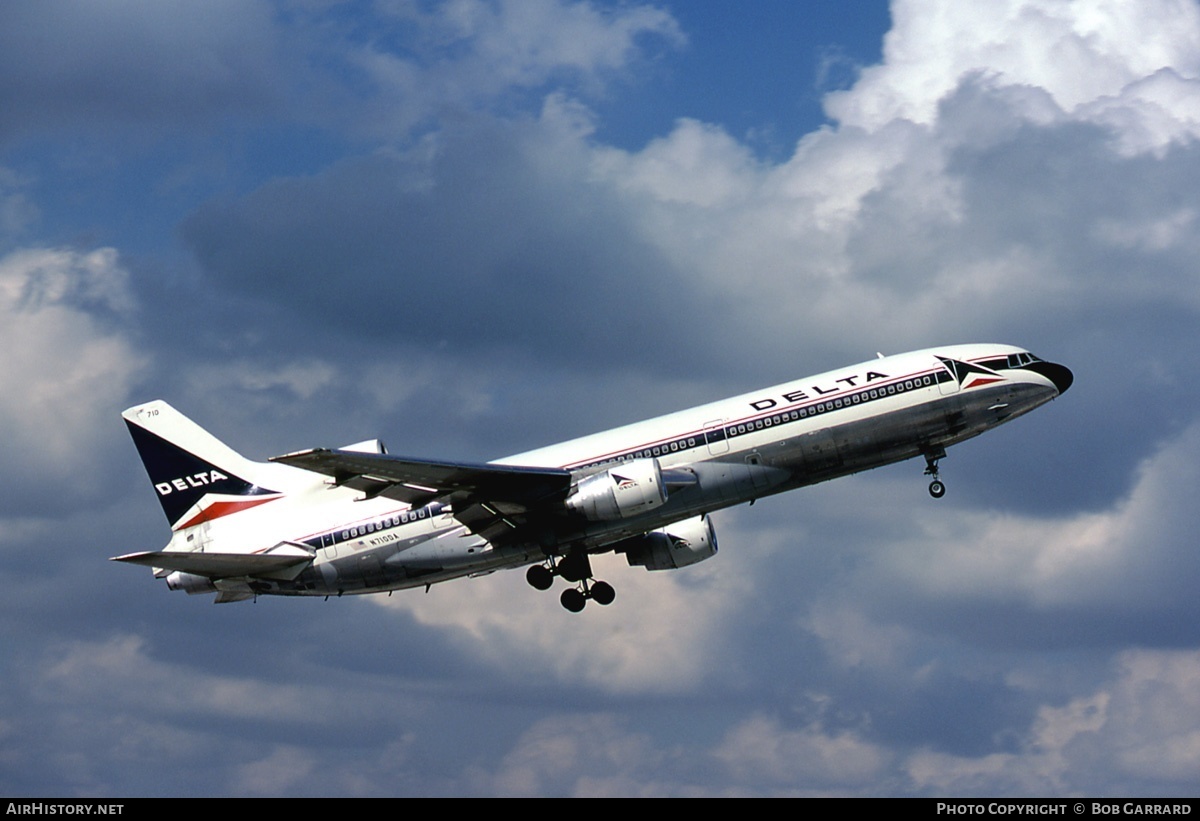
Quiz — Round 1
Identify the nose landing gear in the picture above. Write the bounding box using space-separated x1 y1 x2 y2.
923 446 947 498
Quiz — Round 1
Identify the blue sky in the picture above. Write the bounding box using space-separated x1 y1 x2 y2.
2 0 1200 797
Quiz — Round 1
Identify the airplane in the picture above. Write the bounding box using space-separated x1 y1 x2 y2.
113 343 1072 611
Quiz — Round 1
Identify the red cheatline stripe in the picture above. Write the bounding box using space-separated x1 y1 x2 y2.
174 496 282 530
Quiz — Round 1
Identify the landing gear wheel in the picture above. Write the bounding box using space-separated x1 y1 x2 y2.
590 581 616 606
526 564 554 591
557 551 592 583
928 480 946 499
560 588 586 613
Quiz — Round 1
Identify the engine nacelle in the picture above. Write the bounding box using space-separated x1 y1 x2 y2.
566 458 667 521
165 571 217 596
622 515 718 571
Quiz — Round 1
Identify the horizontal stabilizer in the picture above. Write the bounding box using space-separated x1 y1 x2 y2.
110 542 315 580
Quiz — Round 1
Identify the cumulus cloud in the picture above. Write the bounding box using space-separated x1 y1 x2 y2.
826 0 1200 135
0 247 144 510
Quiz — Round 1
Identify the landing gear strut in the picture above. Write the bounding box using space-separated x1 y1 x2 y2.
923 446 947 499
526 552 616 612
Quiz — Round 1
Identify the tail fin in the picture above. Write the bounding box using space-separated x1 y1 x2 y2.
123 401 285 530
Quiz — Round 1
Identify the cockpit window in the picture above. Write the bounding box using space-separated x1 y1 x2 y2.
979 352 1045 370
1005 352 1042 368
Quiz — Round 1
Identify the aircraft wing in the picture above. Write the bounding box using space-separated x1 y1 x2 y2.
270 448 573 508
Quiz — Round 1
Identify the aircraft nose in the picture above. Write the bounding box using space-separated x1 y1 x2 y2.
1028 360 1074 395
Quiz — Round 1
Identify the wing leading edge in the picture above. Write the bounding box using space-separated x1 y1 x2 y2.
270 448 573 506
271 449 576 546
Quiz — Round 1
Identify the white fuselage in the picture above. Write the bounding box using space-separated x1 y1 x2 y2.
161 343 1066 599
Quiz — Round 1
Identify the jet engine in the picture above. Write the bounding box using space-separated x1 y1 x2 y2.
566 458 667 521
165 571 217 596
621 515 718 571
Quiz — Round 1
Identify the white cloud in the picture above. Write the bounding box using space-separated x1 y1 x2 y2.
593 118 762 207
714 713 892 792
875 420 1200 616
440 0 683 84
187 358 337 402
479 712 745 797
906 647 1200 794
373 545 750 693
0 247 144 498
230 745 318 797
827 0 1200 135
40 635 330 723
350 0 683 137
1080 67 1200 155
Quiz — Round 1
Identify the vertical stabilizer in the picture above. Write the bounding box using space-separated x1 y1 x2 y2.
123 401 284 530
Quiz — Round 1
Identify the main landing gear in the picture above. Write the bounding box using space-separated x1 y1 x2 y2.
525 551 615 612
923 446 947 499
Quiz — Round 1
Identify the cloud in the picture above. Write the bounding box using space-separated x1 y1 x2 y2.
173 1 1200 405
826 0 1200 136
336 0 684 138
0 247 144 512
905 647 1200 795
858 400 1200 652
485 714 663 797
179 102 714 374
372 545 748 694
714 714 891 792
0 0 285 142
0 166 38 244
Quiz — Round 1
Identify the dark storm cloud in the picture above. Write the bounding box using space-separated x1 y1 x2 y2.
179 112 718 372
0 1 286 142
